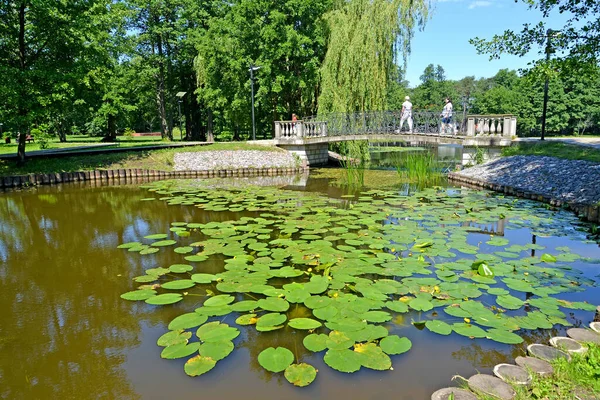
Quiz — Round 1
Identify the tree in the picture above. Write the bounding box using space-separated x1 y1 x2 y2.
411 64 456 110
318 0 429 114
0 1 119 161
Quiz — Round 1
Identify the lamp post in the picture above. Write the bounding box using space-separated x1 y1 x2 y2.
541 29 559 141
249 64 261 141
175 92 187 141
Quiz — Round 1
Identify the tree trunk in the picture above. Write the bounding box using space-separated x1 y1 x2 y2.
154 15 170 140
17 3 27 164
206 109 214 142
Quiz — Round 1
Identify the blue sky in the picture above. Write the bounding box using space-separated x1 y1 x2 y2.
403 0 571 87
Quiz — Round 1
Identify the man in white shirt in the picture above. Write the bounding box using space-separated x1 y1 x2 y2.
400 96 413 133
440 97 453 134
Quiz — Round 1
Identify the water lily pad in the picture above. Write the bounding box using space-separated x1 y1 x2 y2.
157 330 191 347
303 333 328 352
288 318 322 330
198 340 234 361
184 355 217 377
174 246 194 254
168 312 208 330
354 343 392 370
425 320 452 335
409 297 433 312
144 233 168 240
235 314 257 325
379 335 412 355
145 293 183 305
161 342 201 359
453 323 487 338
151 239 177 247
230 300 259 312
258 347 294 373
169 264 193 273
324 349 361 373
496 294 525 310
118 241 141 249
541 253 557 263
121 289 157 301
486 328 524 344
191 273 216 284
284 363 317 387
326 330 354 350
204 295 235 307
257 297 290 312
257 313 288 328
185 255 209 262
140 247 160 255
196 322 240 342
161 280 195 290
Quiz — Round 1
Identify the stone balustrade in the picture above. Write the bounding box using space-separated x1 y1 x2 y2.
274 120 328 140
466 115 517 137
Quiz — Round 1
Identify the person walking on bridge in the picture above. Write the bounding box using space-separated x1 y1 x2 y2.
440 97 453 134
400 96 413 133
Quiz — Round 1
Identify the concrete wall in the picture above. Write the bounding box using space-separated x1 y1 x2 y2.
277 142 329 166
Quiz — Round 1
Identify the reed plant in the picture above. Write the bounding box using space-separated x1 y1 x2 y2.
394 150 444 188
335 140 370 187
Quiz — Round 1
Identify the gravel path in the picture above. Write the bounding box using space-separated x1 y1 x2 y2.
174 150 299 171
455 155 600 205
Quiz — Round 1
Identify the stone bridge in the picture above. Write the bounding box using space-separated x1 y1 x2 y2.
269 111 516 166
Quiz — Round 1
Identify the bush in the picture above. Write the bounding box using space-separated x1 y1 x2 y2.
30 127 51 149
123 128 135 137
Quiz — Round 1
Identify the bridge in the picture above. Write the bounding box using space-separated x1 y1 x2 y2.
267 111 516 166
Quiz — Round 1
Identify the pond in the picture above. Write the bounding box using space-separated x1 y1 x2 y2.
1 170 599 400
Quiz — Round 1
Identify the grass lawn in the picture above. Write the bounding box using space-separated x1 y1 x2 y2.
503 142 600 163
0 142 281 177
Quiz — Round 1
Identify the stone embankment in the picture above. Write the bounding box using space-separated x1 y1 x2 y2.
449 155 600 223
0 150 305 189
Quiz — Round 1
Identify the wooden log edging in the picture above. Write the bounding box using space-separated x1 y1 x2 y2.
0 166 310 190
448 172 600 223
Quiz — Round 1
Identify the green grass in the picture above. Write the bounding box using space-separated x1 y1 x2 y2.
472 343 600 400
0 135 173 154
0 142 281 177
502 142 600 163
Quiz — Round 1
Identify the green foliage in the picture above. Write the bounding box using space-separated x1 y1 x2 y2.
318 0 429 113
502 142 600 163
394 150 443 188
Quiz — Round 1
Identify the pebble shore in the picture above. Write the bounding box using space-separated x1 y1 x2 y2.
454 155 600 206
174 150 299 171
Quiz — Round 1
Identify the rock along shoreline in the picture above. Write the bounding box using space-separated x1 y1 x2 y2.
449 155 600 223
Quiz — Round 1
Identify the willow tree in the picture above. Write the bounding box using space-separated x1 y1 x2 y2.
318 0 429 114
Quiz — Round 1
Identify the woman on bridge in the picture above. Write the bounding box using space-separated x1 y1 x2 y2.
399 96 413 133
440 97 453 134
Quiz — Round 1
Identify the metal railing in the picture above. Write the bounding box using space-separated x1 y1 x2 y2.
275 112 517 140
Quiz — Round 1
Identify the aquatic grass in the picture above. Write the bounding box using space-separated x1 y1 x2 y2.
394 150 444 188
335 140 371 187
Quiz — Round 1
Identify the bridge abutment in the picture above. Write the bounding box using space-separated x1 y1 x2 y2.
276 142 329 166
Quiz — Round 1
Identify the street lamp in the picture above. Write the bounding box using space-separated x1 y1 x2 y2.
249 64 261 141
175 92 187 141
541 29 560 141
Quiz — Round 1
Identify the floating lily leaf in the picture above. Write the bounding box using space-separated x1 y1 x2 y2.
284 363 317 387
185 255 209 262
230 300 259 312
305 296 333 309
541 253 557 263
169 313 208 330
144 234 168 240
379 335 412 355
235 314 257 325
169 264 193 273
191 273 216 284
151 239 177 247
161 342 201 359
486 328 524 344
288 318 322 330
184 355 217 377
157 330 191 347
161 280 195 290
385 301 409 313
198 340 234 361
145 293 183 305
257 297 290 312
174 246 194 254
496 294 525 310
118 241 141 249
354 343 392 370
140 247 160 255
256 313 287 328
486 237 509 246
425 320 452 335
121 289 157 301
452 323 487 338
324 349 361 373
409 297 433 312
196 322 240 342
303 334 328 352
258 347 294 373
204 295 235 307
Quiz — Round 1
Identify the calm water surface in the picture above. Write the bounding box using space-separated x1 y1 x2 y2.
1 172 599 400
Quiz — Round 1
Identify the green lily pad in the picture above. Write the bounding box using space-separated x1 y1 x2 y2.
323 349 361 373
425 320 452 335
144 233 168 240
326 330 354 350
496 294 525 310
303 334 328 352
191 273 216 284
184 355 217 377
161 342 201 359
151 239 177 247
379 335 412 355
169 264 193 273
258 347 294 373
257 297 290 312
284 363 317 387
288 318 322 330
161 280 195 290
121 289 157 301
198 340 235 361
168 312 208 330
196 322 240 342
235 314 257 325
256 313 288 328
157 330 191 347
541 253 557 263
486 328 524 344
354 343 392 370
174 246 194 254
452 323 487 338
204 295 235 307
409 297 433 312
145 293 183 305
230 300 259 312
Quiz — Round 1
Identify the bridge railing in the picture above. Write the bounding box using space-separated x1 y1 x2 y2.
275 112 517 139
